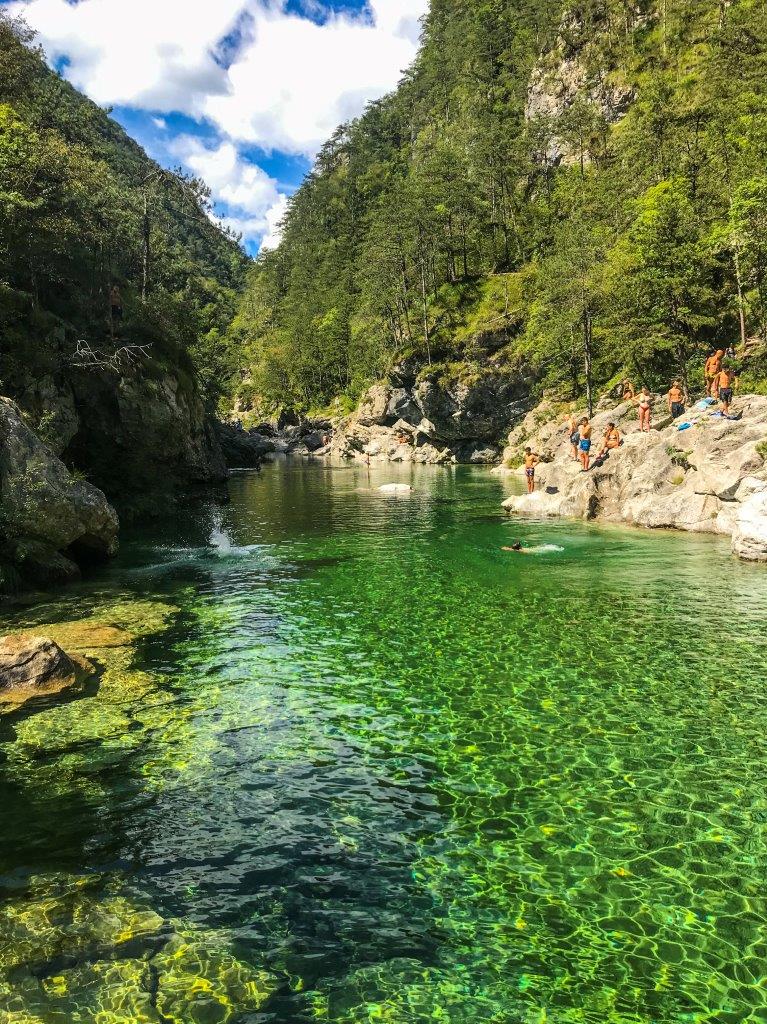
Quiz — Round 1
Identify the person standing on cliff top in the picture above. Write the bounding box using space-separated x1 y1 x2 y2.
637 388 652 433
667 381 686 420
578 417 592 471
705 350 725 396
564 407 580 461
716 365 738 415
523 447 540 493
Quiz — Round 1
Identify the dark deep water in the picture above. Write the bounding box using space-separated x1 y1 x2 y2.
2 460 767 1023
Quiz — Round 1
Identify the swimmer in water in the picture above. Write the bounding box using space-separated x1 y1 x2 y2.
501 541 527 552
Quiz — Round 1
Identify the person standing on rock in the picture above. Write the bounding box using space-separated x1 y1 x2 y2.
667 381 686 420
565 407 580 461
109 284 123 323
705 350 725 397
716 365 738 415
523 447 540 493
637 388 652 433
578 418 592 471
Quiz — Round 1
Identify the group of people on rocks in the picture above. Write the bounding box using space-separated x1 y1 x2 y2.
521 347 742 491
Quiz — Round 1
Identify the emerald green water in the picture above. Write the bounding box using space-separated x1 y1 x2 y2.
3 461 767 1023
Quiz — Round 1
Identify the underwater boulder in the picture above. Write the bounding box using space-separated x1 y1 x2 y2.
0 635 93 710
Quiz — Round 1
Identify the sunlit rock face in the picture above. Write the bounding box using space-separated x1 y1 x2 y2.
0 635 93 710
499 393 767 561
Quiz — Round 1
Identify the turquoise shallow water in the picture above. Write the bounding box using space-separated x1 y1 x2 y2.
2 461 767 1023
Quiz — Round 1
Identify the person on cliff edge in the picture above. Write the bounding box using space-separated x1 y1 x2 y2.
523 447 540 493
578 417 592 471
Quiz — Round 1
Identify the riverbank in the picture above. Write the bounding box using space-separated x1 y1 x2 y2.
497 393 767 562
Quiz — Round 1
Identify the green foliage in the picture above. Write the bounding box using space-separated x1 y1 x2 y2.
0 13 245 408
227 0 767 413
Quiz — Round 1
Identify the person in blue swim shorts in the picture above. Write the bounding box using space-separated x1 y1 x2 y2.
578 417 592 471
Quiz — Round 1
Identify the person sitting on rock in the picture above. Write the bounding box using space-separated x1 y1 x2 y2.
637 388 652 433
705 349 725 397
595 423 622 461
716 365 738 415
523 447 540 493
578 417 592 471
667 381 686 420
564 407 580 461
622 379 635 401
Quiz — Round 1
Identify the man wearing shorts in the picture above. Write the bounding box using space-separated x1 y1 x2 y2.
523 447 540 493
716 366 737 414
578 418 592 471
667 381 686 420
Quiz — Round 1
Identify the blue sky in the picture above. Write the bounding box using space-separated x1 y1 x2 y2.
5 0 427 254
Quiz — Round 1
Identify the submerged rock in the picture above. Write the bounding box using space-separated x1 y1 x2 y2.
0 635 93 709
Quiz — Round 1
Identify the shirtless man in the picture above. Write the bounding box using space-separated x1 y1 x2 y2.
716 365 738 415
596 422 621 461
523 447 540 493
667 381 686 420
705 350 724 397
578 417 592 471
564 408 580 461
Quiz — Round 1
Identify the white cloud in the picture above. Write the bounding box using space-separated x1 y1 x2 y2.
10 0 428 243
260 193 289 250
11 0 427 154
8 0 244 111
170 136 284 247
206 0 426 154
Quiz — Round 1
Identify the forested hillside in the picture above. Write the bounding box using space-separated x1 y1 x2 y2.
229 0 767 416
0 14 246 507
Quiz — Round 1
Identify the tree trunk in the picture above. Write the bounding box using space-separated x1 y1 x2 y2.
732 246 748 347
583 309 594 417
419 258 431 365
142 189 150 300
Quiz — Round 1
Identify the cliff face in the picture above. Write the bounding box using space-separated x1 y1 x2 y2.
0 15 242 518
0 398 119 592
524 7 639 165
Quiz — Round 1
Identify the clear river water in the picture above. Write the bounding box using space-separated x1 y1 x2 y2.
2 461 767 1024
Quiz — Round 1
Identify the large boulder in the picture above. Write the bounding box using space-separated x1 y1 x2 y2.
215 422 275 468
0 635 94 710
0 398 118 590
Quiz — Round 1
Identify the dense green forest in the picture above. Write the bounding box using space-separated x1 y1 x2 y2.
227 0 767 415
0 12 246 410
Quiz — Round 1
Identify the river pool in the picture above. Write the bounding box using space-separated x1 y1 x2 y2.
2 461 767 1023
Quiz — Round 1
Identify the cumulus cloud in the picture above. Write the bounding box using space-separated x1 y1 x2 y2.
8 0 244 111
170 136 285 245
12 0 427 154
10 0 428 243
206 0 427 154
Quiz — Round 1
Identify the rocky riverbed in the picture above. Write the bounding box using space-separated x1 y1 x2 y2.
497 393 767 562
